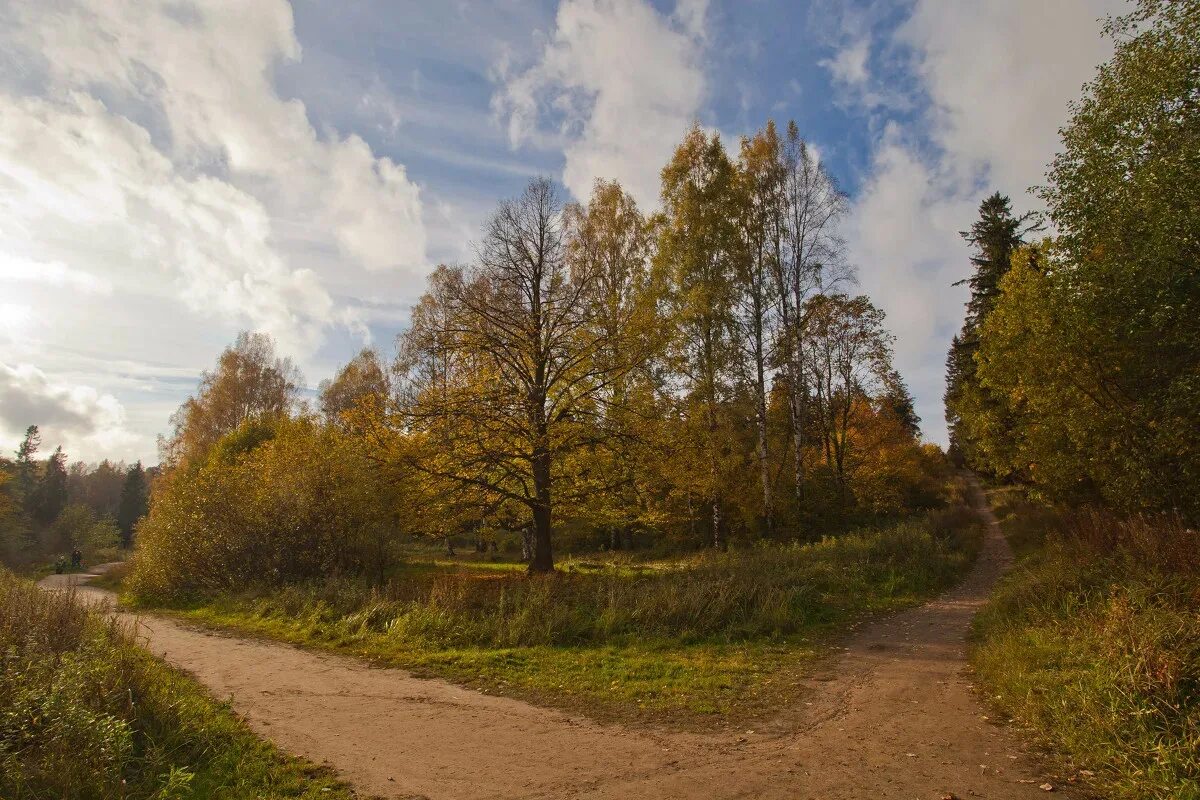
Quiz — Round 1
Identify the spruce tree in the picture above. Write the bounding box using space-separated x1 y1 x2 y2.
14 425 40 515
33 446 69 525
117 461 149 547
944 193 1039 469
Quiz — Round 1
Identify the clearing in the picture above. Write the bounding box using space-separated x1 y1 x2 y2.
40 483 1075 799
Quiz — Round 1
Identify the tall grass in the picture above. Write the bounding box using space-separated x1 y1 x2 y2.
137 505 981 651
972 498 1200 800
0 570 353 800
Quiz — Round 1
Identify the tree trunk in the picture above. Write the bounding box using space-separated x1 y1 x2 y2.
528 446 555 573
529 501 554 573
520 526 534 561
712 500 723 550
789 367 805 504
610 528 623 550
756 397 773 536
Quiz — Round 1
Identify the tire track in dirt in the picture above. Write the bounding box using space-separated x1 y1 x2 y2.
41 480 1074 799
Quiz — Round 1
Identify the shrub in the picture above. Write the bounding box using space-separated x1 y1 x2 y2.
129 416 399 601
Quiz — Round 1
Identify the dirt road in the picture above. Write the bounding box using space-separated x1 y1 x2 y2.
41 484 1073 799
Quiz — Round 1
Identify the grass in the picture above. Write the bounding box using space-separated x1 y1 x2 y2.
0 569 360 800
123 504 983 727
971 490 1200 800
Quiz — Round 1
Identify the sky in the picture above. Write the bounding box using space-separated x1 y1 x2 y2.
0 0 1127 465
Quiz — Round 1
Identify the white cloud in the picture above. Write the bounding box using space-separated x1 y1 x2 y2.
0 91 334 355
898 0 1125 194
0 362 149 463
0 256 112 295
844 0 1126 445
821 37 871 87
0 0 428 355
491 0 708 207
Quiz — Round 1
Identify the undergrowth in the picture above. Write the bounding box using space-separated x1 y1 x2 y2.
972 491 1200 800
0 570 357 800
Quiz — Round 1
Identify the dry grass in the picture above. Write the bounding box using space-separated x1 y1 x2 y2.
972 496 1200 800
0 569 357 800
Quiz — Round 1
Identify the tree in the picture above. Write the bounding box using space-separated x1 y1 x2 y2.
162 331 301 466
944 192 1039 470
733 123 785 534
657 125 740 548
132 416 401 598
318 348 390 429
67 459 126 520
1032 0 1200 518
117 461 149 547
396 177 638 572
961 0 1200 519
14 425 40 514
774 121 850 508
33 446 68 525
802 294 895 504
565 179 665 549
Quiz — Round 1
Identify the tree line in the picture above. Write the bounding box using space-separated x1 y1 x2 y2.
945 0 1199 523
0 425 149 567
131 118 950 595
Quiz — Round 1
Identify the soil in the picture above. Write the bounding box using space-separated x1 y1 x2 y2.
40 481 1077 799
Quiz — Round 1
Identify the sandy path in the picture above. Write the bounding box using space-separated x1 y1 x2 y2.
40 482 1073 799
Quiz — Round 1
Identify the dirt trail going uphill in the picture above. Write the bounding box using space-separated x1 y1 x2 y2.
40 483 1072 799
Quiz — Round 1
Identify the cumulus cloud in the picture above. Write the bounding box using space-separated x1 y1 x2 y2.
842 0 1125 444
491 0 708 207
0 0 427 355
0 362 148 462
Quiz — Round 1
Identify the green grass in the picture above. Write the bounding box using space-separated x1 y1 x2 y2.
124 505 982 727
971 492 1200 800
0 569 360 800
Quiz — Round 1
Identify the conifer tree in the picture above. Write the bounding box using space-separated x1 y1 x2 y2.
944 193 1039 469
34 446 68 525
117 461 149 547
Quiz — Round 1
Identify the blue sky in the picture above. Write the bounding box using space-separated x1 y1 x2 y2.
0 0 1124 463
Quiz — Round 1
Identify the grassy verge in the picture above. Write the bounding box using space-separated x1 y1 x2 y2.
0 570 359 800
971 489 1200 800
124 504 982 727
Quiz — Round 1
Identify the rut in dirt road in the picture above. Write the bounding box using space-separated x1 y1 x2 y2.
42 481 1072 800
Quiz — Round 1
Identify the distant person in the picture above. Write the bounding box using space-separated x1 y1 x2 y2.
70 547 82 570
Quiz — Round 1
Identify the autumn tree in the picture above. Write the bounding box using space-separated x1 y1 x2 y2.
319 348 390 429
162 331 301 466
774 122 850 508
396 177 641 572
657 125 740 548
802 295 895 505
565 179 665 549
733 123 785 534
957 0 1199 519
